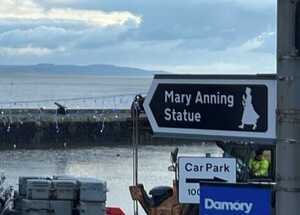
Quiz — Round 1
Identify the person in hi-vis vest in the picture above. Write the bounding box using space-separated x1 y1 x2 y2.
249 150 270 177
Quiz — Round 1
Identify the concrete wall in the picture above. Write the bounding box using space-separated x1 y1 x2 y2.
0 108 188 150
0 109 136 149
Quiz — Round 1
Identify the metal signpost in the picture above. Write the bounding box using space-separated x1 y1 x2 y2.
178 157 236 204
199 183 272 215
277 0 300 214
143 74 277 143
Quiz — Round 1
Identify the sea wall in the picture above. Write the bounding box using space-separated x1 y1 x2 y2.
0 109 181 150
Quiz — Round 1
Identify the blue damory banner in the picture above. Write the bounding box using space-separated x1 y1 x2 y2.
199 183 272 215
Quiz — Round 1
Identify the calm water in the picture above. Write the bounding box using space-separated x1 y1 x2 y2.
0 73 152 109
0 144 222 214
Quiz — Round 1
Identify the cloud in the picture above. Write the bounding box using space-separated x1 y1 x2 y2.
0 26 71 49
0 37 276 74
85 0 275 51
39 0 276 11
0 0 276 75
0 0 141 55
0 46 64 56
0 0 141 27
35 0 276 52
239 31 275 52
227 0 275 9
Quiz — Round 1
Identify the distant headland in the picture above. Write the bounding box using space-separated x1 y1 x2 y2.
0 64 167 76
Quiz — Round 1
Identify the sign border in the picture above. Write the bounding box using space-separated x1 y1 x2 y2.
143 74 277 143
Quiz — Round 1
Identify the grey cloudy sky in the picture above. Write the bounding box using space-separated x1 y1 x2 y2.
0 0 276 74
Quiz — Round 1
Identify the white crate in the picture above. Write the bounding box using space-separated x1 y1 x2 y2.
26 179 52 200
78 178 107 202
21 199 73 215
22 199 52 215
50 200 73 215
52 180 77 200
52 175 77 181
19 177 46 196
79 201 106 215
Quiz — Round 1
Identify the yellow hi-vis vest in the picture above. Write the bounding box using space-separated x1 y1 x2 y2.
249 158 270 177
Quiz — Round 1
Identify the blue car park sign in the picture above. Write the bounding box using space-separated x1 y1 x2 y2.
200 183 272 215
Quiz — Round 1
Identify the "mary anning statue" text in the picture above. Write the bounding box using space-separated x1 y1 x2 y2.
163 90 234 123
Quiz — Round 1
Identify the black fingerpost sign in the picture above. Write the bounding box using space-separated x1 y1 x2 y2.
143 75 276 143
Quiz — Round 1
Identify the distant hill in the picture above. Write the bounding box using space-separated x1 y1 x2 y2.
0 64 166 76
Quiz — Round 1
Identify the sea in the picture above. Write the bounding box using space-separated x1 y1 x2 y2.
0 73 153 109
0 72 223 214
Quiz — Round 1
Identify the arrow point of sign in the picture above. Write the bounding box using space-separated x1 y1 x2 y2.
186 177 228 184
213 177 228 182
